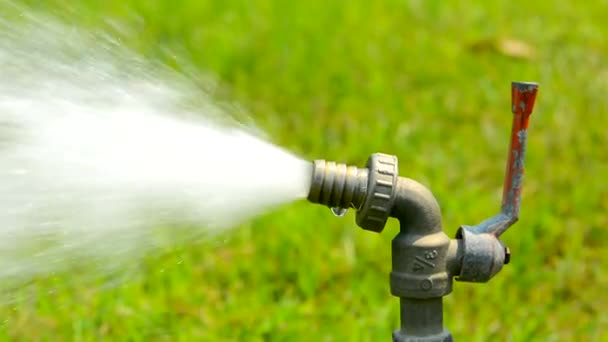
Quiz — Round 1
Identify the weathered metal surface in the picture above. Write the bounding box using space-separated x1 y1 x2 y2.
356 153 398 232
393 298 453 342
455 226 506 282
503 82 538 220
457 82 538 283
307 159 368 209
308 154 453 340
471 82 539 237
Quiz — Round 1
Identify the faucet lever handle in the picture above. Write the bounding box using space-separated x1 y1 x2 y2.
501 82 539 220
470 81 538 236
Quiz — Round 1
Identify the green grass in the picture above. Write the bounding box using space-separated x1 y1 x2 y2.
1 0 608 340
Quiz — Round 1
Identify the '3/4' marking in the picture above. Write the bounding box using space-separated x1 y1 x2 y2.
412 250 438 272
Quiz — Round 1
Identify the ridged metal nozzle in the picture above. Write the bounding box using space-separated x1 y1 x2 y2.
307 160 369 209
307 153 399 232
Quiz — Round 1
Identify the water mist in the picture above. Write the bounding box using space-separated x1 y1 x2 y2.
0 12 311 291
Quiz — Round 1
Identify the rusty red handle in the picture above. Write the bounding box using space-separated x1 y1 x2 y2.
501 82 539 219
469 81 538 236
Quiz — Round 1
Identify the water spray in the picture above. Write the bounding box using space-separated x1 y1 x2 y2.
308 82 539 341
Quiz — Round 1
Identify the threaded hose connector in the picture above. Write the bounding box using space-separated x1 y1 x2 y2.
307 153 399 232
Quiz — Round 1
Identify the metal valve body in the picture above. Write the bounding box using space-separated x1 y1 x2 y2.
307 82 539 341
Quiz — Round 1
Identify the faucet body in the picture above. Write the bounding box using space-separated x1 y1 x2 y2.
309 154 459 341
307 82 538 341
389 172 456 342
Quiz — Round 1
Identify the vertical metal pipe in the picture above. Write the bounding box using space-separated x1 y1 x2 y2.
400 298 444 335
393 297 452 342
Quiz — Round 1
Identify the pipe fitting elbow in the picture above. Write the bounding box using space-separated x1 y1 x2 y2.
391 177 442 235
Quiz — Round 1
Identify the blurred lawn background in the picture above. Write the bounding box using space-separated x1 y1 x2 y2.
1 0 607 341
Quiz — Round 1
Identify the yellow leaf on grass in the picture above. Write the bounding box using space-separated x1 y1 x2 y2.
497 38 535 59
469 37 536 60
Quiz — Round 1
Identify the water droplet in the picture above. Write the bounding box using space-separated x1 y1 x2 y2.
331 207 348 217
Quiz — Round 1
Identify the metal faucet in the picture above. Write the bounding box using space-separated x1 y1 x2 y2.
307 81 539 341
